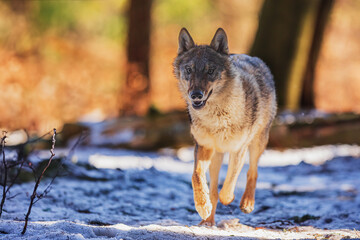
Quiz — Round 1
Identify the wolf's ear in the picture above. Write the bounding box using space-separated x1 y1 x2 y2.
210 28 229 54
178 28 195 54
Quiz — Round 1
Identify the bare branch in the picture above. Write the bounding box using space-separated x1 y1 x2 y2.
26 130 53 144
22 128 57 235
5 146 26 195
7 192 21 200
66 131 88 162
0 132 8 217
5 160 25 195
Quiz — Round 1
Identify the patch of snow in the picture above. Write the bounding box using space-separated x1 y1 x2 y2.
89 154 193 173
0 145 359 239
83 120 135 146
2 129 28 146
78 108 106 123
260 144 360 166
176 144 360 167
177 147 194 162
1 219 359 239
275 109 331 125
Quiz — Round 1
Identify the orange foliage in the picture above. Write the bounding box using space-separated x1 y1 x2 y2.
315 0 360 113
1 0 360 134
0 34 123 133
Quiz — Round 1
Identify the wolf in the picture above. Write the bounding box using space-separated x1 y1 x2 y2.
173 28 277 226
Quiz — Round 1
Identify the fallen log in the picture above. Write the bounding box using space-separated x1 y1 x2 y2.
270 112 360 148
60 111 360 150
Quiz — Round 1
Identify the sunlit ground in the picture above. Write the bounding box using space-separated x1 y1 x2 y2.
1 144 359 239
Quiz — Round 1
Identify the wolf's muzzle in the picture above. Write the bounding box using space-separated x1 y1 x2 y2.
191 89 213 110
190 90 204 100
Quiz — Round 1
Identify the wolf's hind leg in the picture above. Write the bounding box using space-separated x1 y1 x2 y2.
240 130 269 213
199 151 223 226
219 147 248 205
192 144 214 220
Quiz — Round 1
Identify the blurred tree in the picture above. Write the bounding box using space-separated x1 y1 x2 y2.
300 0 333 108
251 0 333 111
121 0 153 116
6 0 31 13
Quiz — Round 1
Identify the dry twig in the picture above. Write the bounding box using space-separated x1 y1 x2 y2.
22 128 57 235
0 132 7 217
0 133 29 218
66 131 88 162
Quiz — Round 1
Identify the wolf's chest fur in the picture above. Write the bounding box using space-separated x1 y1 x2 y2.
189 82 255 153
191 114 250 153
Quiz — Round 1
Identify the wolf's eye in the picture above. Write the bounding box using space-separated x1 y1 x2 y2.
185 67 192 74
208 68 215 75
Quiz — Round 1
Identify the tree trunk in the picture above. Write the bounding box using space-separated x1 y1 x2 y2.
300 0 334 108
121 0 153 116
250 0 333 111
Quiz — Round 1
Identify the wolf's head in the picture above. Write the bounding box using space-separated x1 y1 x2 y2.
173 28 232 110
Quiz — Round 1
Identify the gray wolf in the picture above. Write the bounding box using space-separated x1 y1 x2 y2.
173 28 277 225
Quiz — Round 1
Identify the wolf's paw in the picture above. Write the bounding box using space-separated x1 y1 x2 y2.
219 189 235 205
194 189 212 219
199 218 215 227
194 198 212 220
240 196 254 214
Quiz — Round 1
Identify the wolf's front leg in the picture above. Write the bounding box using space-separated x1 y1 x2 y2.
240 131 269 213
199 152 223 226
219 146 248 205
192 144 214 220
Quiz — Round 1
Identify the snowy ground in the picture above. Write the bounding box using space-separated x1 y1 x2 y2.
1 145 360 239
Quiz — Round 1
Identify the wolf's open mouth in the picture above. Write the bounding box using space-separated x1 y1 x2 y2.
192 90 213 110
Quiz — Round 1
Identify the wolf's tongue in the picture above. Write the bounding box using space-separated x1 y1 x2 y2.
193 101 203 106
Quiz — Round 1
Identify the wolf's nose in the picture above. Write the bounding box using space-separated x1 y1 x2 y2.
190 90 204 100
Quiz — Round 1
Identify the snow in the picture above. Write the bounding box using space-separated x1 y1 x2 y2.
177 144 360 166
3 129 28 146
1 145 360 239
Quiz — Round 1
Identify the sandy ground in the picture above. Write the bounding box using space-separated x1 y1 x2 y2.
0 145 360 239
